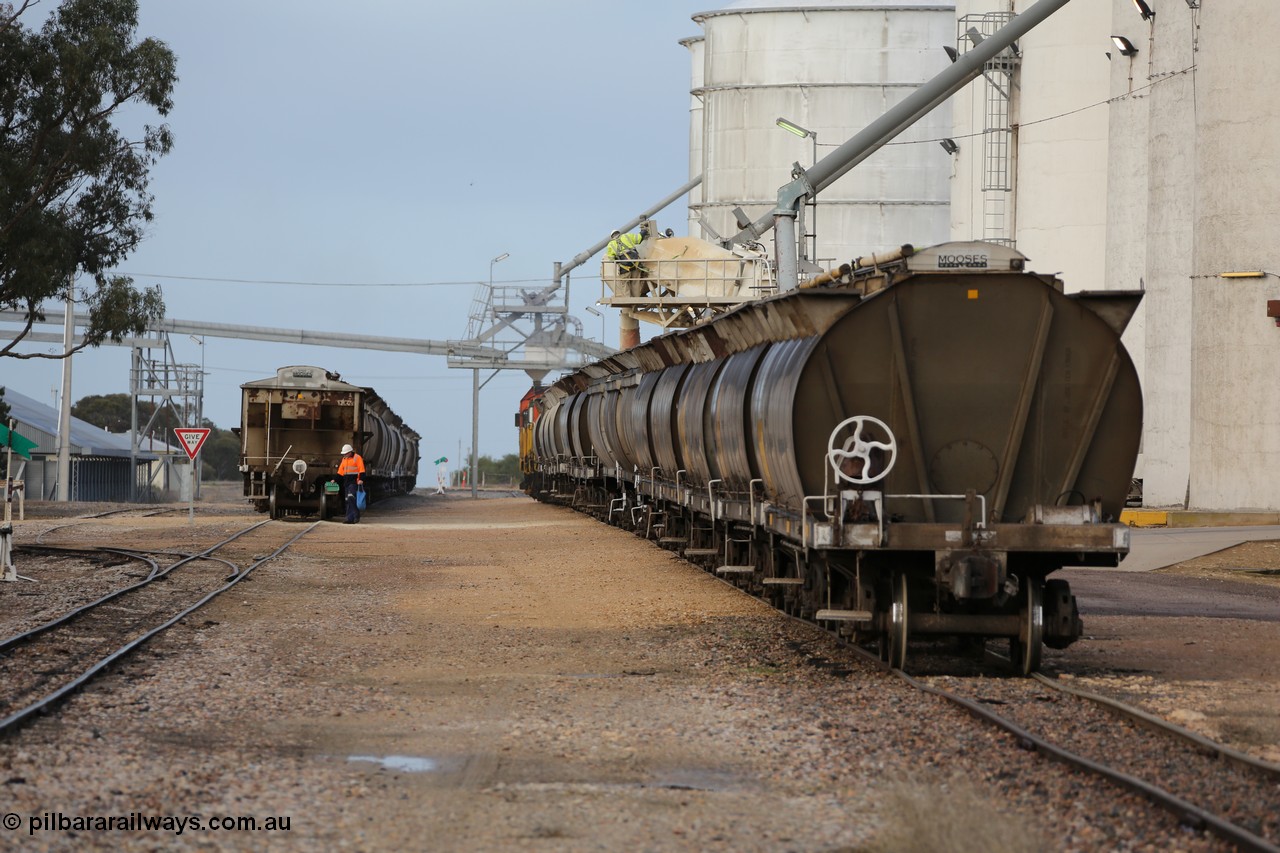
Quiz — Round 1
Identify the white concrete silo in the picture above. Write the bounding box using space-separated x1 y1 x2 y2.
688 0 956 269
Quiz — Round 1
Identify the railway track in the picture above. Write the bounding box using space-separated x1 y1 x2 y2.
900 667 1280 852
0 519 318 736
760 594 1280 851
33 505 185 545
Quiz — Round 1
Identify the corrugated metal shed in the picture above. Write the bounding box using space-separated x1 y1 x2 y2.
2 386 160 459
2 386 164 502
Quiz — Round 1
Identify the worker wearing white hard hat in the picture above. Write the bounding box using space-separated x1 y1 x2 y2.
337 443 365 523
605 228 644 271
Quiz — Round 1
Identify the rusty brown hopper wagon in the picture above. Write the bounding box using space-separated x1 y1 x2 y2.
236 366 420 519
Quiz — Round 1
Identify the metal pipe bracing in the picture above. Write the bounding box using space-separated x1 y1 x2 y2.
551 174 705 290
729 0 1077 288
0 309 502 359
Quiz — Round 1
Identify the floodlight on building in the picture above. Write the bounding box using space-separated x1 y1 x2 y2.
1132 0 1154 20
939 138 959 155
965 28 984 47
775 117 813 139
1111 36 1138 56
942 45 959 63
1184 0 1198 7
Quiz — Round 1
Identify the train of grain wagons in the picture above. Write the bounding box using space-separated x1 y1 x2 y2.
518 242 1142 674
235 366 419 520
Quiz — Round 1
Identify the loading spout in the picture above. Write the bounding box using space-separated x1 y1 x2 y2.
731 0 1078 289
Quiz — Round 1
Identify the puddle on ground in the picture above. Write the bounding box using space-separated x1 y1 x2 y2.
646 768 742 792
348 755 438 773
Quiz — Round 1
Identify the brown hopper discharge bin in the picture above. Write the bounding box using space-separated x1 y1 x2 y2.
527 244 1142 674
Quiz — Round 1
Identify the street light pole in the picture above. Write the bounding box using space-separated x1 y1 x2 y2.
489 252 509 294
473 252 509 499
775 117 819 263
56 279 74 502
585 305 604 344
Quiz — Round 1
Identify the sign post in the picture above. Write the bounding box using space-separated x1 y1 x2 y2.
1 419 36 582
174 428 212 524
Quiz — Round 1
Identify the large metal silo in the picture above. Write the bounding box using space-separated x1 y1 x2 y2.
689 0 955 267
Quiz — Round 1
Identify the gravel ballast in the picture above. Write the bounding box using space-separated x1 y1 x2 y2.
0 493 1275 851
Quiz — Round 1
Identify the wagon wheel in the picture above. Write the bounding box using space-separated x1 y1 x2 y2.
1009 577 1044 676
886 571 909 670
317 492 328 521
268 485 280 520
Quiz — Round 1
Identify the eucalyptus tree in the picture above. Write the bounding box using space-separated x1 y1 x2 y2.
1 0 176 358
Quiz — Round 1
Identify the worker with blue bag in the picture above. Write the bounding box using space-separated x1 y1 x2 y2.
337 443 365 524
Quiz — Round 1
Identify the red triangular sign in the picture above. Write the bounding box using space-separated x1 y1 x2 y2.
174 428 211 461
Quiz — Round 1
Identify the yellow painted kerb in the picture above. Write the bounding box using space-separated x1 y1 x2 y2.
1120 509 1168 527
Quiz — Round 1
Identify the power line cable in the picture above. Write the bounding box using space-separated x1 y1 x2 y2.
883 63 1197 147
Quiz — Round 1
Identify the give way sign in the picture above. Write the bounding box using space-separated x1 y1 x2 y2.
174 428 212 461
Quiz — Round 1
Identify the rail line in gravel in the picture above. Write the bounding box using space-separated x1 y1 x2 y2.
836 630 1280 851
33 505 185 545
901 668 1280 853
700 563 1280 851
0 519 318 736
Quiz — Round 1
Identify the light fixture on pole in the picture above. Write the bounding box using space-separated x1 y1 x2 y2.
775 117 818 261
585 305 604 343
1111 35 1138 56
1132 0 1154 20
489 252 509 291
942 45 959 63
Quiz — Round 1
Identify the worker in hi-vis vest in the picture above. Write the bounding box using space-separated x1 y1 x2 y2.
606 226 647 296
337 443 365 524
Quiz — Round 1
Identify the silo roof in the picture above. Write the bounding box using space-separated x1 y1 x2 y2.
696 0 954 17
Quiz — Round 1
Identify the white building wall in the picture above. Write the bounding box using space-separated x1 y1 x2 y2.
1109 1 1195 507
1011 0 1110 292
950 0 1111 295
1190 1 1280 509
1102 0 1149 494
691 3 955 267
948 1 1280 510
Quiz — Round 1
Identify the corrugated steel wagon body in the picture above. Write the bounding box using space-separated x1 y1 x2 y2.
237 366 420 519
525 243 1142 674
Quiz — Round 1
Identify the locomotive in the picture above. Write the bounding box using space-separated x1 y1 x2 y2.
522 242 1142 673
236 366 420 519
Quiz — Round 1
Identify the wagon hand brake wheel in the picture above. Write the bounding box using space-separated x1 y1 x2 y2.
827 415 898 486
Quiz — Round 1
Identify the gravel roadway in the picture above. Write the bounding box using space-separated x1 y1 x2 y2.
0 491 1277 852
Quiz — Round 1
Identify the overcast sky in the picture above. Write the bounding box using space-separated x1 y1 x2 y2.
5 0 712 468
